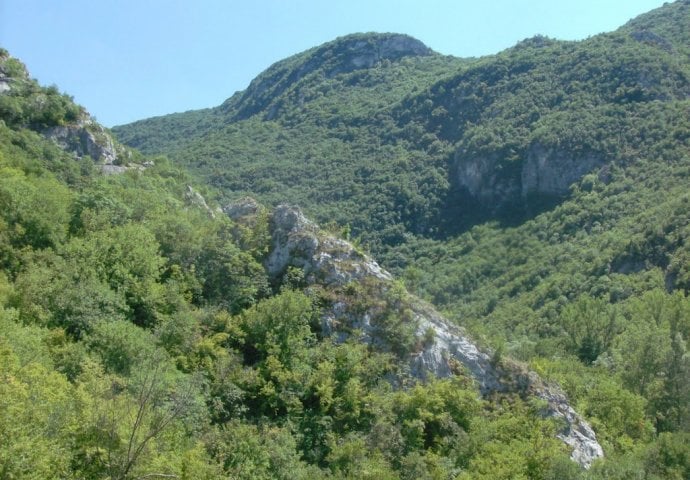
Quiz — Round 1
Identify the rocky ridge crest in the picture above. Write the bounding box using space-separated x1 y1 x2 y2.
226 201 604 468
0 49 143 175
224 33 433 120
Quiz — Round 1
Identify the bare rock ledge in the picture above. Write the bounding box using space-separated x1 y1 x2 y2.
227 202 604 468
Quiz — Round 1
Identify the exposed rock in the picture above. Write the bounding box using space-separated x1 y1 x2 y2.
223 196 263 221
234 202 604 468
321 34 432 76
185 185 216 218
265 204 392 286
630 30 674 52
0 50 25 93
538 383 605 467
522 143 606 196
41 119 150 176
410 301 503 392
0 76 10 94
228 33 432 120
410 300 603 467
43 120 119 165
454 142 607 209
455 153 520 208
101 164 129 175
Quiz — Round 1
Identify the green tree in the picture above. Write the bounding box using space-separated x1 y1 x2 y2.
561 295 620 364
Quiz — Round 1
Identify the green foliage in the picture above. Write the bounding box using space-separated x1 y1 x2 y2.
457 399 574 480
0 166 71 255
644 432 690 480
2 2 690 477
560 295 620 364
0 338 78 479
235 289 316 367
114 2 690 257
0 53 81 129
373 280 420 356
88 320 158 375
65 224 167 327
210 421 320 480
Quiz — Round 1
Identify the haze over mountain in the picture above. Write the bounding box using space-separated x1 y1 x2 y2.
1 1 690 478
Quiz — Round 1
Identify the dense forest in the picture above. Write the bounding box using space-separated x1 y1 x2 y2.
0 48 592 480
1 1 690 479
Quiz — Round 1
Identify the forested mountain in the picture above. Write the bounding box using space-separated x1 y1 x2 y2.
113 1 690 477
0 47 603 479
2 1 690 479
114 1 690 251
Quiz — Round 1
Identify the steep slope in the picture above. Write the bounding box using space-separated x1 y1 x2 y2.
237 201 604 466
222 33 433 122
113 1 690 249
110 2 690 476
114 33 446 155
114 33 467 250
397 0 690 213
0 50 614 479
0 49 140 174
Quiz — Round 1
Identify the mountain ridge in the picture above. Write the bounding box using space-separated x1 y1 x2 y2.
110 4 690 476
2 1 690 477
223 32 434 122
0 47 610 478
113 0 690 251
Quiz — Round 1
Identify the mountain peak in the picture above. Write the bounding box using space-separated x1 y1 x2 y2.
221 32 433 120
619 0 690 54
319 32 432 70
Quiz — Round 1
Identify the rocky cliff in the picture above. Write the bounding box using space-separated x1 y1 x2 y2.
454 141 608 209
43 120 123 169
226 201 604 468
0 49 141 174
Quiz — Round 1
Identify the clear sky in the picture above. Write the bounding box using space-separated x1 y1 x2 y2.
0 0 668 127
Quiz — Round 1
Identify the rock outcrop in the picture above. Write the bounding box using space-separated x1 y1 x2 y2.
228 202 604 468
315 33 432 76
410 302 603 467
521 143 605 197
0 50 139 175
184 185 218 218
44 120 120 165
264 205 392 286
455 142 607 210
225 33 432 121
0 50 23 93
455 153 521 208
0 72 10 93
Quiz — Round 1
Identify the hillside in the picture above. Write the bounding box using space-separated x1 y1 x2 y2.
113 2 690 249
0 49 633 479
112 1 690 477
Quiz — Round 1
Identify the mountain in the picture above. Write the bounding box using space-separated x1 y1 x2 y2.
0 48 606 478
113 1 690 248
113 32 467 250
113 1 690 477
2 1 690 478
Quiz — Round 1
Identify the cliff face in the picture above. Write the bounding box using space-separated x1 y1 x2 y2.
43 121 122 168
227 201 604 468
455 142 607 208
521 143 605 196
113 2 690 247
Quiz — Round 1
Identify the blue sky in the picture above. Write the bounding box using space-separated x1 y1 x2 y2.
0 0 668 126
